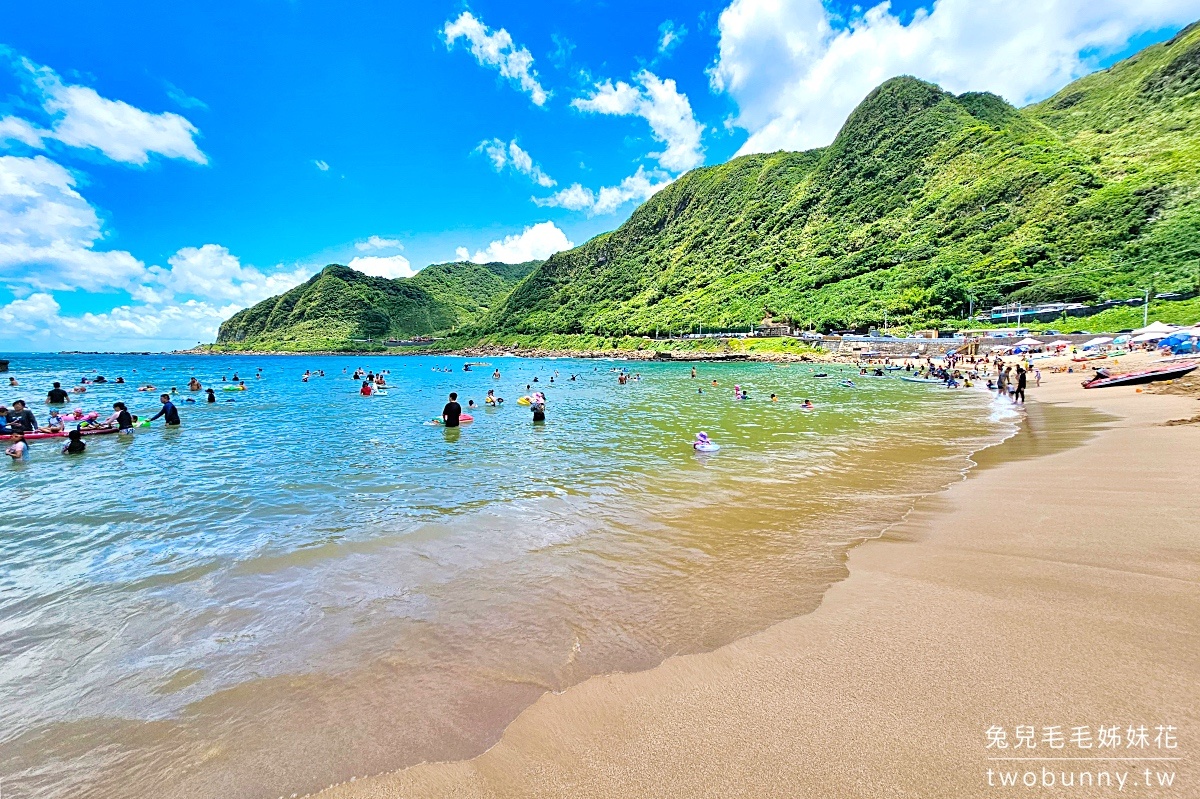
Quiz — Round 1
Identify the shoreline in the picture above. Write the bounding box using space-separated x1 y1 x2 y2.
316 361 1200 798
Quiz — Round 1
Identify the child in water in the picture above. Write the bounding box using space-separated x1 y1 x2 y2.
61 429 86 455
6 432 30 460
693 432 714 450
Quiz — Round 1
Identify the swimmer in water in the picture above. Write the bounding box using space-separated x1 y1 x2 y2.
801 399 814 409
188 377 202 391
360 381 373 397
206 388 216 403
693 432 713 450
492 369 500 379
770 393 778 402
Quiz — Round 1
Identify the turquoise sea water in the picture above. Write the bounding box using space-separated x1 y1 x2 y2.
0 354 1017 798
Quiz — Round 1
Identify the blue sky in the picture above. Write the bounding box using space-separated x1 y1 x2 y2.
1 0 1196 350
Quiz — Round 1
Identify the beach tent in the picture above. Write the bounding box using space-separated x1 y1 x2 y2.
1132 330 1172 343
1081 336 1113 348
1112 334 1131 345
1046 339 1072 348
1015 337 1043 347
1132 321 1178 336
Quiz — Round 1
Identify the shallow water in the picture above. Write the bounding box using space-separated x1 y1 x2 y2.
0 354 1017 798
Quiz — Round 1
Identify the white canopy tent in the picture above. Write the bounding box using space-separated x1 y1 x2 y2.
1132 331 1169 343
1081 336 1114 348
1015 337 1044 346
1132 321 1179 335
1046 340 1073 347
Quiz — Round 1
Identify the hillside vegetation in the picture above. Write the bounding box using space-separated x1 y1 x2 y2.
215 261 538 351
214 24 1200 351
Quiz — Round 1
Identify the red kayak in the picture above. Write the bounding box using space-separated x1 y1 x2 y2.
1082 361 1197 388
0 426 122 443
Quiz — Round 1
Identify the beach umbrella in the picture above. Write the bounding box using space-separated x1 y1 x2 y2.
1081 336 1113 348
1112 335 1130 344
1015 337 1043 346
1132 331 1170 343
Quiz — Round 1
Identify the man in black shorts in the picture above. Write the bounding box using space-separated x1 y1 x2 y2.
442 392 462 427
1014 366 1027 404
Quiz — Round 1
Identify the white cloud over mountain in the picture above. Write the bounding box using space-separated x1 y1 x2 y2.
711 0 1200 154
535 165 674 216
346 253 416 279
355 235 403 251
455 221 573 263
572 70 704 172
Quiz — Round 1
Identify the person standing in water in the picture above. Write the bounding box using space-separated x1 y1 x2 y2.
7 400 37 433
360 380 373 397
691 366 696 379
6 431 29 461
47 382 70 404
149 394 180 426
530 392 546 423
1013 365 1027 404
107 402 135 434
442 392 462 427
206 388 217 403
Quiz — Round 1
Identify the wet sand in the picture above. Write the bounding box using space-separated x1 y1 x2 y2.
320 362 1200 798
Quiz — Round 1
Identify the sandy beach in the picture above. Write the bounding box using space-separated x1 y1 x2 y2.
317 353 1200 799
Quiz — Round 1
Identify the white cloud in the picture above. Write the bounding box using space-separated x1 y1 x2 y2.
354 235 403 251
534 166 674 216
0 154 146 291
477 138 556 186
0 291 242 348
346 253 416 279
455 221 573 263
711 0 1200 155
572 70 704 172
313 159 330 171
16 58 207 165
658 20 687 55
443 11 549 106
0 291 61 333
0 116 47 149
141 244 310 305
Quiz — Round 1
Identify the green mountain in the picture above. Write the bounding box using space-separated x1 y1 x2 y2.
215 24 1200 350
479 24 1200 337
215 260 538 350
